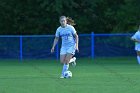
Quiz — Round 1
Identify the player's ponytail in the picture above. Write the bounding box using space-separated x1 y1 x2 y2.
66 17 76 26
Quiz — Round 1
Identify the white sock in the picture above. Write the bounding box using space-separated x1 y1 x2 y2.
137 56 140 64
69 58 74 63
62 64 69 76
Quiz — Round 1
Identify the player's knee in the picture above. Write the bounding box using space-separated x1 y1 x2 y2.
137 51 140 56
60 61 63 64
65 58 70 63
60 59 64 64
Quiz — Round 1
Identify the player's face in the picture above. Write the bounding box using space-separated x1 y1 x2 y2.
60 18 67 27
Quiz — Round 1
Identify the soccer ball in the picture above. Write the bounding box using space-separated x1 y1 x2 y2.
64 70 72 78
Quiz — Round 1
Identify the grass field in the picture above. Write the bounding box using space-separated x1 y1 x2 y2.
0 57 140 93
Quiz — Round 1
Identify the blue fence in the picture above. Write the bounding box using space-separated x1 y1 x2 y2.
0 33 135 61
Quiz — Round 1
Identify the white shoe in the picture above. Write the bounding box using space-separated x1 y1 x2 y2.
71 57 76 67
60 75 64 79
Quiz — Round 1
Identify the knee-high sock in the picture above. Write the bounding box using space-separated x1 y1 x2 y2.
62 64 69 75
69 58 74 63
137 56 140 64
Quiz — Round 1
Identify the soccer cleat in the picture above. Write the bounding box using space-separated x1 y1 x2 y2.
71 57 76 67
60 75 64 79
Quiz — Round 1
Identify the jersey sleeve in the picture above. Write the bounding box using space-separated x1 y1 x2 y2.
55 28 60 37
131 32 137 39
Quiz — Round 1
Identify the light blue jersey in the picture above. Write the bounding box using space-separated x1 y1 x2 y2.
55 24 76 47
131 30 140 51
131 30 140 45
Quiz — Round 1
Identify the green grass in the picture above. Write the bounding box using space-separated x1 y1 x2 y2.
0 57 140 93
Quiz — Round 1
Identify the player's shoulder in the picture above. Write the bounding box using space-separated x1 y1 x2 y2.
135 30 140 34
67 24 75 30
56 26 62 32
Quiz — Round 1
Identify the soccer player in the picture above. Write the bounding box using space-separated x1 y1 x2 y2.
51 16 79 78
131 25 140 64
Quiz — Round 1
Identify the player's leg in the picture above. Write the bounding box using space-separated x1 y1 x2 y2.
135 45 140 64
60 54 67 78
60 47 68 78
63 53 74 76
67 46 77 67
60 54 71 77
60 54 66 64
71 57 76 67
69 56 76 63
65 53 73 64
136 51 140 64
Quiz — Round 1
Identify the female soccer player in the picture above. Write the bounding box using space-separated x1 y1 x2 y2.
51 16 79 78
131 25 140 64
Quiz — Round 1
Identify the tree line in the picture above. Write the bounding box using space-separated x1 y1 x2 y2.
0 0 139 35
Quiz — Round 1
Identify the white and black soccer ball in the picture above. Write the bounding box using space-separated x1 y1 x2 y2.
64 70 72 78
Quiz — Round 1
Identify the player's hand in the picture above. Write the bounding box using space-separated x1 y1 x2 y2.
76 47 79 53
51 47 55 53
138 40 140 43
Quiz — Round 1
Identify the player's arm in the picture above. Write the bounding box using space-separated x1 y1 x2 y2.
51 37 59 53
131 37 140 43
74 33 79 52
133 39 140 43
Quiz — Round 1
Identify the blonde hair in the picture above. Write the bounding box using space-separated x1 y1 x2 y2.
59 16 76 26
66 17 76 26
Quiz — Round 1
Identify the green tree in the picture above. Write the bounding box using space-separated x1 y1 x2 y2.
114 0 140 33
0 0 139 34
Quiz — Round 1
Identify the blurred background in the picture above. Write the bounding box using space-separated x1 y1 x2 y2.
0 0 139 35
